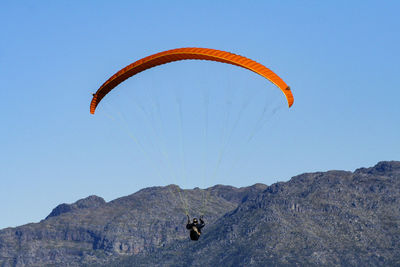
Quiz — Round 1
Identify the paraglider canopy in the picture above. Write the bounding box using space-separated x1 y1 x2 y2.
90 47 293 114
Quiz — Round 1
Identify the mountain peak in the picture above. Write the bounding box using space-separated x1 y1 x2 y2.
45 195 105 219
355 161 400 175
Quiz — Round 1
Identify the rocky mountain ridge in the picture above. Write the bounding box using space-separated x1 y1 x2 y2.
1 161 399 266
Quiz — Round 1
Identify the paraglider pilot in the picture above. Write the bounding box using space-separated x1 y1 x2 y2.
186 215 205 241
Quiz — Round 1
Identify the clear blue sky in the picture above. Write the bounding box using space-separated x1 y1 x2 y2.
1 1 399 229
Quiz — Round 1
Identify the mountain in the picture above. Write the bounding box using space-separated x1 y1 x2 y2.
0 184 266 266
1 161 400 266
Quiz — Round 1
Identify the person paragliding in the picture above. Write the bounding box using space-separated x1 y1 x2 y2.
186 215 205 241
90 48 293 241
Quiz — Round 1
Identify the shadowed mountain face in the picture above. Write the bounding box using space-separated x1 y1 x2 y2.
1 162 400 267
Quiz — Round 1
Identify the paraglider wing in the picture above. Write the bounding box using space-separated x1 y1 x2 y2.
90 47 293 114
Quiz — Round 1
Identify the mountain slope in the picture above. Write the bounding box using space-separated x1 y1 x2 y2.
111 161 400 267
0 184 266 266
1 162 399 266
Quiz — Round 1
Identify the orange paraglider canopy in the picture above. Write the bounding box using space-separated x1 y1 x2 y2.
90 47 293 114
